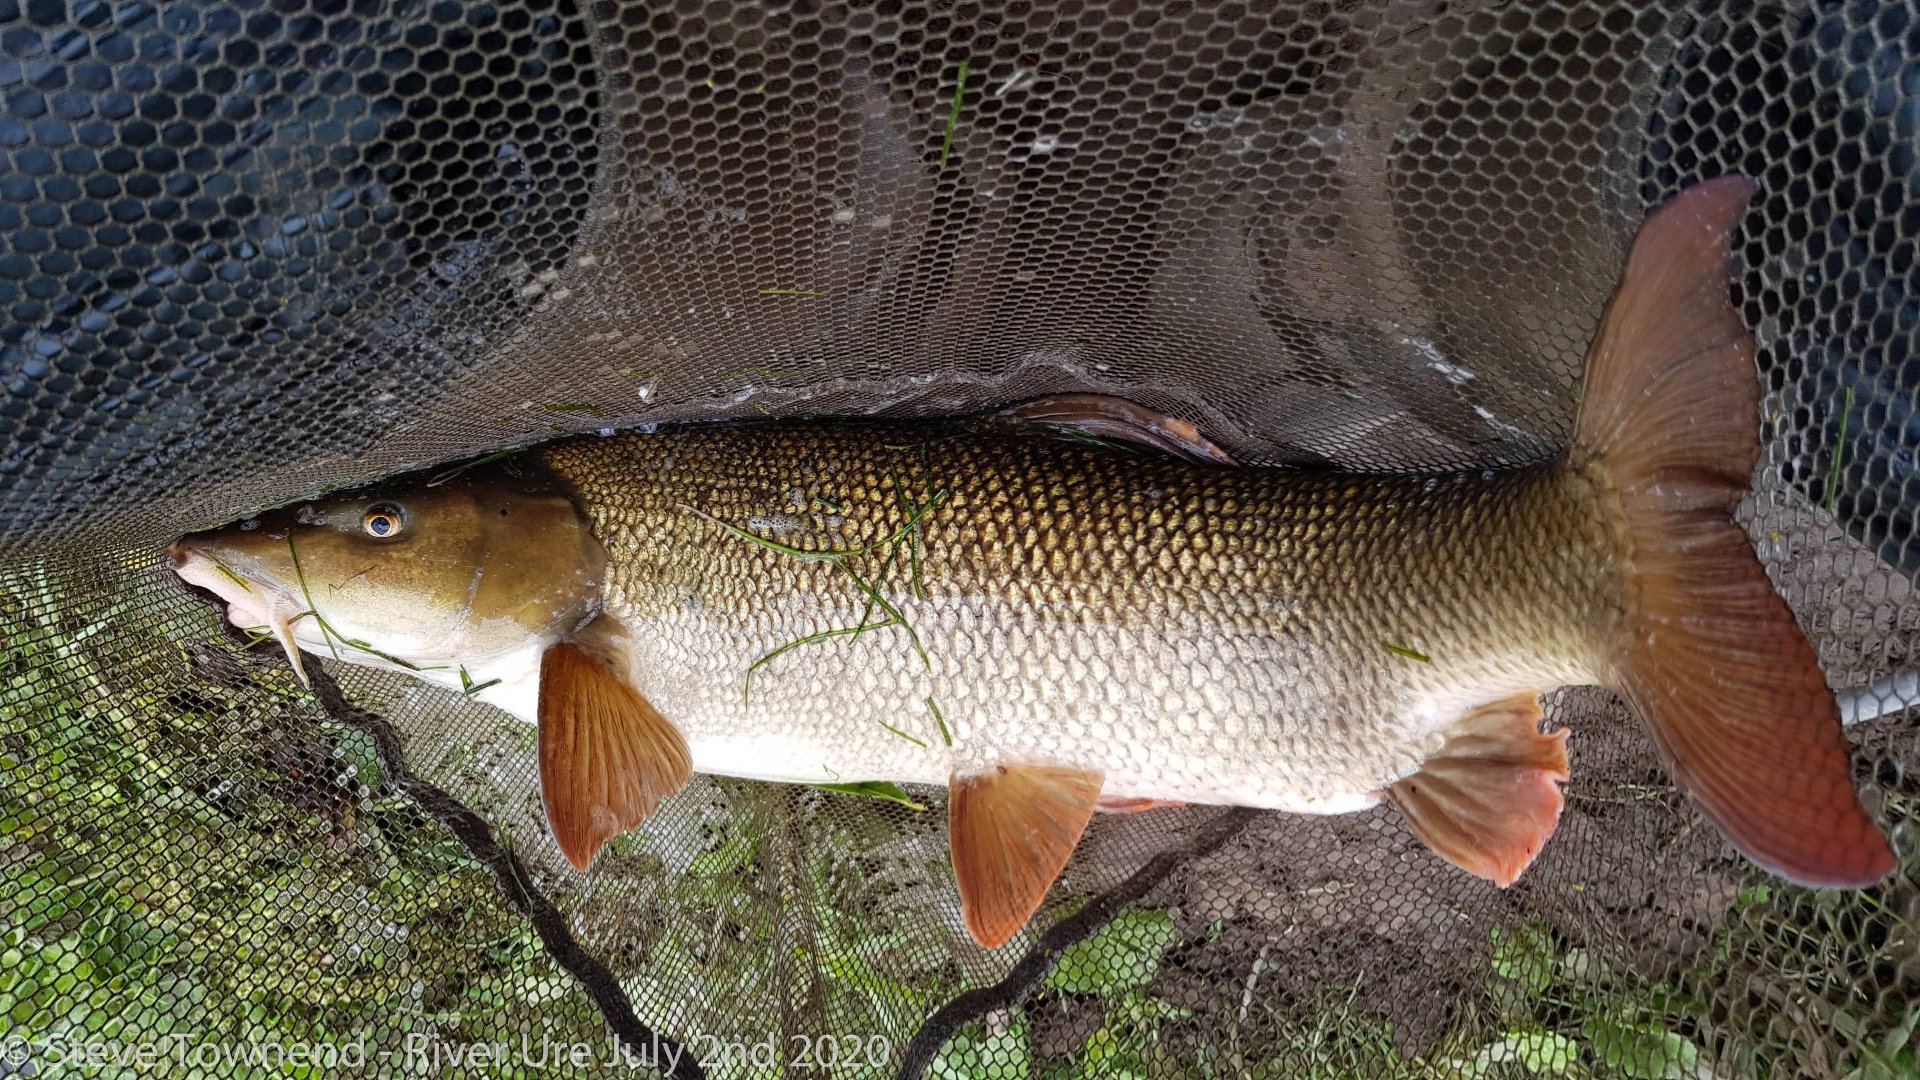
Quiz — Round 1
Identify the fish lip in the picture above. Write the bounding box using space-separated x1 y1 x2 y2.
167 542 316 685
167 542 272 629
167 561 280 656
165 541 229 608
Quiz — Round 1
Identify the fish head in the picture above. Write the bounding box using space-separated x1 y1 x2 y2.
167 468 606 687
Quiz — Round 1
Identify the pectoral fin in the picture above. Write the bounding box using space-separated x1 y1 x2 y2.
1386 693 1569 887
949 763 1103 949
537 616 693 870
1000 394 1238 465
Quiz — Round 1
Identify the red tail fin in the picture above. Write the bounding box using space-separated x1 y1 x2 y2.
1575 176 1894 887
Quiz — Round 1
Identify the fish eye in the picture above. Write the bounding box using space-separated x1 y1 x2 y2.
361 504 405 539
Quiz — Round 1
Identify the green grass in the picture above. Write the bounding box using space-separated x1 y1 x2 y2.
681 486 948 563
926 697 953 747
939 60 970 169
458 665 501 697
695 478 950 751
285 534 431 675
1826 384 1855 515
993 867 1920 1080
0 571 599 1078
813 781 929 811
874 719 932 749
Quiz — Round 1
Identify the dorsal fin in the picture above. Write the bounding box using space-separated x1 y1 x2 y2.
999 394 1238 465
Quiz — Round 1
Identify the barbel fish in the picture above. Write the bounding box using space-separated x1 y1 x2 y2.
170 177 1895 949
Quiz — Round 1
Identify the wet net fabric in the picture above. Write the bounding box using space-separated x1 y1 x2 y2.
3 1 1917 1077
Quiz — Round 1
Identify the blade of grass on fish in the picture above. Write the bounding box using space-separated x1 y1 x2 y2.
709 483 946 700
849 483 941 642
847 534 903 645
286 536 342 662
205 554 254 592
743 618 903 704
1056 427 1141 455
288 538 433 671
927 696 952 746
858 482 946 650
459 665 501 697
237 625 276 650
1385 642 1431 663
813 780 928 810
294 612 422 670
938 58 970 169
876 721 932 749
340 636 424 671
427 446 526 488
742 520 915 690
838 561 929 670
684 509 861 561
1825 384 1854 515
892 473 929 601
906 516 926 601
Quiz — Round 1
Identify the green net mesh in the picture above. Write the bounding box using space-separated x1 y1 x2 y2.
3 1 1916 1077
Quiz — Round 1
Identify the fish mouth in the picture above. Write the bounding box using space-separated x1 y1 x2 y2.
167 540 314 687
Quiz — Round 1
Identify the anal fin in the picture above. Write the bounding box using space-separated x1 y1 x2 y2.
538 615 693 870
1000 394 1238 466
1386 693 1569 888
949 763 1103 949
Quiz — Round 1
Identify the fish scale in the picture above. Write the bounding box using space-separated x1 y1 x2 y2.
543 427 1616 807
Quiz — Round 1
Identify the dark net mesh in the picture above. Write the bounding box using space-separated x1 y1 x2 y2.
3 0 1917 1076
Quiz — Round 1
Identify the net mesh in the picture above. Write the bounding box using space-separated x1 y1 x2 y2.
3 0 1917 1076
